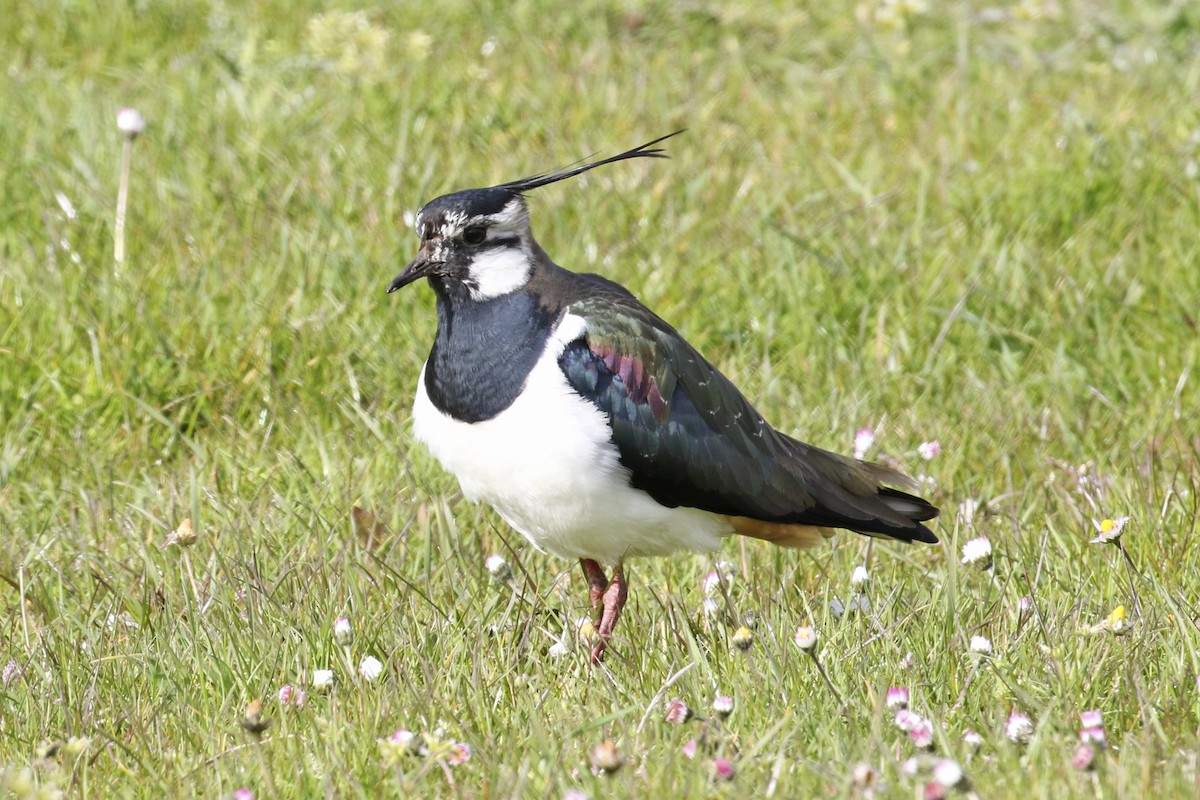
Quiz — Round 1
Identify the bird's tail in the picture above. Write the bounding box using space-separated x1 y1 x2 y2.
756 443 941 546
841 460 939 543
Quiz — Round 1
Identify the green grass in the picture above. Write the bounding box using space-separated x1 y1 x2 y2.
3 0 1200 796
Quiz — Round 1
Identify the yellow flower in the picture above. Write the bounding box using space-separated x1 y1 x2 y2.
732 625 754 651
63 736 91 757
575 617 598 645
166 517 197 547
1089 605 1130 635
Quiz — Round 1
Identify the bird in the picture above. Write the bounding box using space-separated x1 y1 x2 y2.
388 131 939 663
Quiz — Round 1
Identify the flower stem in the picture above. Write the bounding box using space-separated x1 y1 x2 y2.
810 653 843 706
114 137 133 265
1116 541 1144 620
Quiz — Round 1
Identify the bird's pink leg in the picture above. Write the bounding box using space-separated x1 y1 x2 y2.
591 563 628 664
580 559 608 616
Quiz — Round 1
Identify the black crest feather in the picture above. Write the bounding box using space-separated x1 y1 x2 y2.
498 130 685 194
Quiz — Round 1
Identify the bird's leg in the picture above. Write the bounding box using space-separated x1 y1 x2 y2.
580 559 608 615
591 563 628 664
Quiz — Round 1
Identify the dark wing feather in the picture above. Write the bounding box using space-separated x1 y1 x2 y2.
558 296 938 544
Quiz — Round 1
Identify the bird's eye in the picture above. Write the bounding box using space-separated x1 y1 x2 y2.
462 226 487 245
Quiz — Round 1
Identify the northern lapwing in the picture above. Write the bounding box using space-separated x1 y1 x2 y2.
388 132 939 663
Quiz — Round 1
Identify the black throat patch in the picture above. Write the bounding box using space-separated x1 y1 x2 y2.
424 278 561 423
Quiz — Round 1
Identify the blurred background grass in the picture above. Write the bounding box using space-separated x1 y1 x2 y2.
2 0 1199 797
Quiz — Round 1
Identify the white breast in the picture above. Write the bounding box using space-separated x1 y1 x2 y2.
411 313 731 565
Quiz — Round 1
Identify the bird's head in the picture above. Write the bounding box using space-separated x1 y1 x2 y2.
388 131 684 302
388 187 535 301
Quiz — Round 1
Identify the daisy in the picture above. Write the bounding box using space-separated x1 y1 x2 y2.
1005 712 1033 744
853 428 876 459
1090 516 1130 544
664 697 692 724
886 686 910 710
969 635 993 654
793 625 817 651
359 656 384 681
917 440 941 460
333 616 352 646
960 536 993 569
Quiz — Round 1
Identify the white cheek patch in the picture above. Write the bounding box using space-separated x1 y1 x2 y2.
468 243 533 300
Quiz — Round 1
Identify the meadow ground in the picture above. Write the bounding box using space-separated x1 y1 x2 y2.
2 1 1200 797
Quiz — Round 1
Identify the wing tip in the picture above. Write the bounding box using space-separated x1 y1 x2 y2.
875 488 940 544
902 523 940 545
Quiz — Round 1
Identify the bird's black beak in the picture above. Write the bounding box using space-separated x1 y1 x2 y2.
386 254 439 293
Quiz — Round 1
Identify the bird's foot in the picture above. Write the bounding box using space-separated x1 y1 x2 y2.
590 564 628 664
581 558 612 663
580 558 608 613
